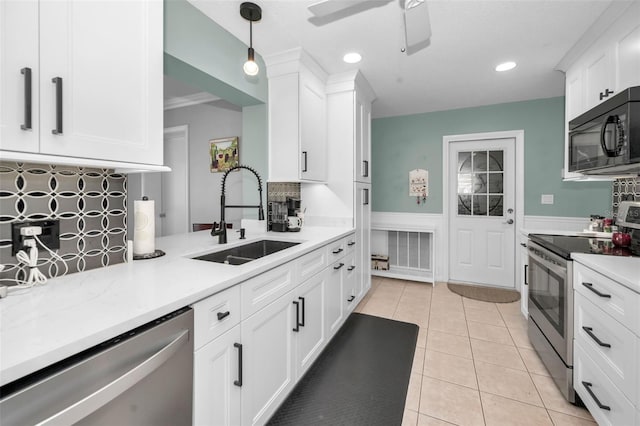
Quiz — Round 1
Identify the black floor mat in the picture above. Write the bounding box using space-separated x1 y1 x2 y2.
267 313 419 426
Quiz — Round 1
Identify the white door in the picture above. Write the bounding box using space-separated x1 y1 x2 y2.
448 138 516 288
161 126 189 236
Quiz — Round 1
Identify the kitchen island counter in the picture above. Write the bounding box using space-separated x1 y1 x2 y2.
0 225 353 387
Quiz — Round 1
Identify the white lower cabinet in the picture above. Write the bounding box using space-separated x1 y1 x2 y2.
343 253 357 314
193 234 354 426
241 290 296 426
193 324 242 426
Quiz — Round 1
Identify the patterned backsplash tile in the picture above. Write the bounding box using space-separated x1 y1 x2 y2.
0 162 127 284
612 177 639 216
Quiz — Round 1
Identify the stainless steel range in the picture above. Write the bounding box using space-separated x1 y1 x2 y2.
527 201 640 403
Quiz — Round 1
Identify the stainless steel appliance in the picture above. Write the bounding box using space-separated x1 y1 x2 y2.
568 86 640 175
0 307 193 425
528 207 640 403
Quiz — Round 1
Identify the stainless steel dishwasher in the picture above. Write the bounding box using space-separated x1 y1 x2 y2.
0 307 193 425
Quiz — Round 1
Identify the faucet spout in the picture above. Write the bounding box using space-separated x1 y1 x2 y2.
211 165 265 244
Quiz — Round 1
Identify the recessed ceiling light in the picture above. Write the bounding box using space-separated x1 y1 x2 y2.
495 61 517 72
343 52 362 64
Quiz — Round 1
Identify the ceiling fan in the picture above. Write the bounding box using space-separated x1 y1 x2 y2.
307 0 432 54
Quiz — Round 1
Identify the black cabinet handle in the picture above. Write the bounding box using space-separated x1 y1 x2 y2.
52 77 63 135
20 67 32 130
233 343 243 387
520 242 527 248
302 151 308 172
347 265 356 271
582 282 611 298
217 311 230 321
524 264 528 286
298 297 305 327
364 188 369 205
363 160 369 177
347 295 355 302
333 262 344 270
292 300 300 332
332 248 343 254
582 381 610 411
582 326 611 348
599 89 614 101
347 241 356 246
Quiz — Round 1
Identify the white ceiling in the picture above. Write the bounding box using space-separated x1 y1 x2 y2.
186 0 614 118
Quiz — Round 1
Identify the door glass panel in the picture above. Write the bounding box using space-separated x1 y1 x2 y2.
458 152 472 173
488 173 503 193
473 152 487 171
473 173 487 193
458 195 471 215
488 195 503 216
472 195 487 215
458 174 473 194
488 151 503 171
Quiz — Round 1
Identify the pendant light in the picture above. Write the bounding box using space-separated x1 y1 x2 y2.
240 2 261 76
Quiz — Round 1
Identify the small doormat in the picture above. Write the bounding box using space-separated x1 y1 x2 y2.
447 282 520 303
267 313 418 426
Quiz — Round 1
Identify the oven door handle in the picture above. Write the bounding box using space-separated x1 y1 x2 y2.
529 253 566 277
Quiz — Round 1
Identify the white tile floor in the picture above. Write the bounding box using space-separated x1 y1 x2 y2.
354 277 596 426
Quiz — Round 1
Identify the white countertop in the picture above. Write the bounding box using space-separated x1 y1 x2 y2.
0 225 353 387
572 253 640 294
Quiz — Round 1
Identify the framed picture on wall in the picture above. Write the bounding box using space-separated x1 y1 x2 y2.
210 137 239 173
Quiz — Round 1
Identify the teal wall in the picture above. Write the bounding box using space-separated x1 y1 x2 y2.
164 0 267 106
371 97 612 217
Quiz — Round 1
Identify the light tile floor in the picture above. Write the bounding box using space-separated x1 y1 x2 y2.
354 277 596 426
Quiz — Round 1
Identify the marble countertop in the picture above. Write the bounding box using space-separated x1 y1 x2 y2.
0 224 353 387
571 253 640 294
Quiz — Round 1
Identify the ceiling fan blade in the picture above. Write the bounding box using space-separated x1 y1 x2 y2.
404 0 431 54
308 0 392 21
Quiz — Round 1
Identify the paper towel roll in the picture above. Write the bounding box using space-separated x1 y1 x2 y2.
133 198 155 255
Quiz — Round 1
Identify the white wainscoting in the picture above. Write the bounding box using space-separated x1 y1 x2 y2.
523 215 587 233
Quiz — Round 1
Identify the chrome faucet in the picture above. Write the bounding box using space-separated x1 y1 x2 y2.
211 165 265 244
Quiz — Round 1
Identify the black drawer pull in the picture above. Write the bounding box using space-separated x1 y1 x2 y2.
347 265 356 271
52 77 63 135
524 264 528 286
363 160 369 177
302 151 308 172
21 67 32 130
582 326 611 348
298 297 305 327
217 311 230 321
582 282 611 298
332 248 343 254
233 343 243 387
582 381 610 411
333 262 344 270
347 241 356 246
292 300 300 332
347 295 355 302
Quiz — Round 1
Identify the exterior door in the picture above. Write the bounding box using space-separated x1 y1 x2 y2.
448 138 516 288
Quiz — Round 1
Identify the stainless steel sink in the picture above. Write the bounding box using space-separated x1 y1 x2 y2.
192 240 300 265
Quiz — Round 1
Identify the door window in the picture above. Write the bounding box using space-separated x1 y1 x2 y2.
457 150 504 216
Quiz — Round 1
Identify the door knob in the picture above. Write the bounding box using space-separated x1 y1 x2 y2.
507 208 514 213
504 219 514 225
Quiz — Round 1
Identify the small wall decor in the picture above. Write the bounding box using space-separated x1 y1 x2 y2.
409 168 428 204
210 137 239 173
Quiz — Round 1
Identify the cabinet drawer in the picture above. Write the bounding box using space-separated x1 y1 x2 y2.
574 263 640 334
298 248 327 283
327 238 347 261
344 234 356 256
241 263 296 320
575 292 638 403
193 285 241 350
574 341 636 426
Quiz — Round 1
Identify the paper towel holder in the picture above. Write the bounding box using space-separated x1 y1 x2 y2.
133 249 166 260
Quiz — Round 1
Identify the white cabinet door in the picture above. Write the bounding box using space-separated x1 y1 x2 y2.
565 68 584 122
584 49 615 111
0 0 39 152
354 91 372 183
193 325 242 426
294 270 326 378
343 253 358 314
616 22 640 92
241 290 295 426
355 182 372 300
299 69 327 182
38 0 163 165
326 260 345 336
519 237 529 316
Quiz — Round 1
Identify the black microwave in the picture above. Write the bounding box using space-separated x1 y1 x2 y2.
568 86 640 175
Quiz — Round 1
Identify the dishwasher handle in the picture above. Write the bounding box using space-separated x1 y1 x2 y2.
37 330 189 426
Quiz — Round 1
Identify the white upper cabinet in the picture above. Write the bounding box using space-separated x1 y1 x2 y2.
266 48 328 182
0 0 163 166
564 2 640 121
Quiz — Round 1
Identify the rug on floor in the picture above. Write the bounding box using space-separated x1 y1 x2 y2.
267 313 418 426
447 282 520 303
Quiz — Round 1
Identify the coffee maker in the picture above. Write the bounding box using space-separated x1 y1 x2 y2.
286 197 302 232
